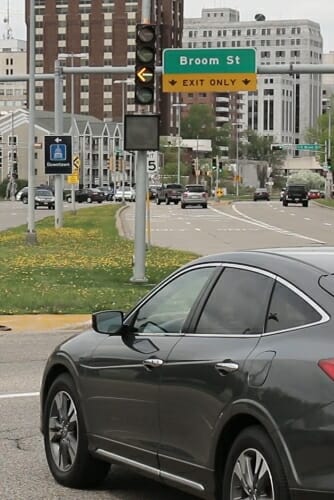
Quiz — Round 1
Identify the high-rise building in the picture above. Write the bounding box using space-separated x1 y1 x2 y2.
183 8 323 148
0 38 27 113
25 0 183 135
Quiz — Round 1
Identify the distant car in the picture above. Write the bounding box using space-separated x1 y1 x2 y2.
253 188 270 201
114 186 136 202
308 189 321 200
148 185 161 200
282 184 308 207
66 188 104 204
98 186 114 201
34 189 55 209
280 188 286 201
16 186 28 201
156 183 184 205
320 190 326 198
181 184 208 209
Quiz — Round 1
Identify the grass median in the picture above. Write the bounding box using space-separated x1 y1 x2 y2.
0 204 198 314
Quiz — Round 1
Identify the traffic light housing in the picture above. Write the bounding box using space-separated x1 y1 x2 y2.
328 158 332 169
218 161 223 172
212 158 217 170
191 159 196 175
115 152 120 171
135 24 156 105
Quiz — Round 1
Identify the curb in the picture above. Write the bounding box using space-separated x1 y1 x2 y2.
312 200 334 210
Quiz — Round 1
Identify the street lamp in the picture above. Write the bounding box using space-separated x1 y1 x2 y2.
114 79 135 201
58 52 86 211
172 102 186 184
232 123 240 197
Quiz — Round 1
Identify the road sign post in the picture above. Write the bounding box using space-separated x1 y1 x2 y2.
162 48 257 93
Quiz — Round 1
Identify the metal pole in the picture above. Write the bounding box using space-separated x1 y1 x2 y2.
236 127 239 197
130 0 151 283
9 112 16 201
70 56 76 214
121 82 125 202
26 0 37 244
54 58 64 228
177 106 181 183
328 105 332 164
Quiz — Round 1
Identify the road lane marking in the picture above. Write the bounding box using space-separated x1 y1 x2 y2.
209 205 325 244
0 392 39 399
304 218 311 221
324 223 332 226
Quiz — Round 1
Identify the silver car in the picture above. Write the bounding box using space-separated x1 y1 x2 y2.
181 184 208 209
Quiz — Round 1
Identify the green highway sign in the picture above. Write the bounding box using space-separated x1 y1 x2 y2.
163 48 256 74
296 144 321 151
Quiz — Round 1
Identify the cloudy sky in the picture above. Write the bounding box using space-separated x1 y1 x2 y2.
3 0 334 52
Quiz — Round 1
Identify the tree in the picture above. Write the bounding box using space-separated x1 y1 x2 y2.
287 172 325 190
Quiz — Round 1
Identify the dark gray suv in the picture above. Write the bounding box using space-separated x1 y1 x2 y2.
41 247 334 499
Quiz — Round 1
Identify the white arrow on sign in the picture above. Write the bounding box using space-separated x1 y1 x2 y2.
55 137 62 143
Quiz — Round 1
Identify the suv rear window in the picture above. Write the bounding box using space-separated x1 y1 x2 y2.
185 185 206 192
166 184 183 189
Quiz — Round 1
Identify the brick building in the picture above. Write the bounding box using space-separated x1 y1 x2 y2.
25 0 183 135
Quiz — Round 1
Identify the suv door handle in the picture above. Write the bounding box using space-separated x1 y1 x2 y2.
215 361 239 375
143 358 164 370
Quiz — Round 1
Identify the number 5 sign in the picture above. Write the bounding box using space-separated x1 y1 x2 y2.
147 151 158 173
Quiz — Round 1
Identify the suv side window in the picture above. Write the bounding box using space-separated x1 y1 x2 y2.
132 267 216 334
265 281 321 333
195 267 274 335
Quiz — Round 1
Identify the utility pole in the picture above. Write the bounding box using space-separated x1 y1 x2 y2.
26 0 37 244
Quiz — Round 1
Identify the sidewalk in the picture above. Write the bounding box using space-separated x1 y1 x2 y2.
0 314 91 333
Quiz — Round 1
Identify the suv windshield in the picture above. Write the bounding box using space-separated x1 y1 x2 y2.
166 184 183 189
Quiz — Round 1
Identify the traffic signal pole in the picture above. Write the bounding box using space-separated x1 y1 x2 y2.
130 0 153 283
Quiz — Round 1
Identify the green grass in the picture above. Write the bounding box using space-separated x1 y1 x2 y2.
315 199 334 208
0 205 198 314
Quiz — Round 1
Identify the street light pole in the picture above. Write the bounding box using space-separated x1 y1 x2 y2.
172 102 186 184
58 52 85 212
232 123 240 197
114 78 134 201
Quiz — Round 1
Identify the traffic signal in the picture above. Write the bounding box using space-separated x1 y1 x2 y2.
115 152 120 171
218 161 223 172
135 24 156 105
328 158 332 169
212 158 217 170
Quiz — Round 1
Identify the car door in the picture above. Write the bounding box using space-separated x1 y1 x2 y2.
82 264 218 469
158 265 275 490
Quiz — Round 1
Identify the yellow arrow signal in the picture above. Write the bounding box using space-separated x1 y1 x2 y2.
137 66 154 83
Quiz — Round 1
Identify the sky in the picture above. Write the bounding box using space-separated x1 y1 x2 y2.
3 0 334 52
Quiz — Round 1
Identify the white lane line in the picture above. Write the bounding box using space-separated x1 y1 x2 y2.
209 205 325 244
0 392 39 399
304 218 312 221
324 223 332 226
290 213 296 216
195 227 201 231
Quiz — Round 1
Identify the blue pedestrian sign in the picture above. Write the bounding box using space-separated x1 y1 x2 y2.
45 135 72 174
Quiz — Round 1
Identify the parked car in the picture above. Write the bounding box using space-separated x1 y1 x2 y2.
181 184 208 208
282 184 308 207
156 183 184 205
253 187 270 201
98 186 114 201
66 188 104 204
16 186 28 201
41 246 334 499
33 189 55 209
114 186 136 202
308 189 321 200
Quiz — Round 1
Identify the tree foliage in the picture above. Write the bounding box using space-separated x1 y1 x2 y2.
287 171 325 190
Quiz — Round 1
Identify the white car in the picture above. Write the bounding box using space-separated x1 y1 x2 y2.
114 187 136 202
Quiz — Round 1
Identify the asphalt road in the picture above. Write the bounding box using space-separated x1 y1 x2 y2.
0 199 95 232
1 198 333 499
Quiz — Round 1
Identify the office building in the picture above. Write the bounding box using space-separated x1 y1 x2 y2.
25 0 183 135
183 8 323 148
0 38 27 114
